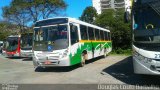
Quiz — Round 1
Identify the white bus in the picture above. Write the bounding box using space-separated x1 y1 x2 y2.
20 33 33 57
32 17 112 69
125 0 160 75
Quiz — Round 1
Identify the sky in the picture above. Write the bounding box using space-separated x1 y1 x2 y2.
0 0 11 20
0 0 92 20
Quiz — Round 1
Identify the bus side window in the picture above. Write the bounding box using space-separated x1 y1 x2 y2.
103 31 105 41
70 24 79 45
88 27 95 40
95 29 100 41
100 30 104 41
105 32 108 41
93 29 95 40
108 32 111 40
97 30 101 41
80 25 88 40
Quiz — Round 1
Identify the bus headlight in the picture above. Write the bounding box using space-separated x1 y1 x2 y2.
60 49 68 58
139 54 145 61
59 49 68 58
134 52 152 63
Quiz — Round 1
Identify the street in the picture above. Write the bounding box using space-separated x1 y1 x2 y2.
0 54 160 86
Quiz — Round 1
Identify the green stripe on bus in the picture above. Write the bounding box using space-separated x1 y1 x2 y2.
69 41 112 65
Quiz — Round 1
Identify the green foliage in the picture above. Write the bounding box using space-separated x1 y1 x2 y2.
80 6 97 23
111 48 132 55
96 9 115 27
0 31 10 41
95 9 131 51
0 21 20 40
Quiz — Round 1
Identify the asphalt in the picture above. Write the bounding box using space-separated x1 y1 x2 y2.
0 54 160 90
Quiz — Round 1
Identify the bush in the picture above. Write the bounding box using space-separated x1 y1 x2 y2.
111 48 132 55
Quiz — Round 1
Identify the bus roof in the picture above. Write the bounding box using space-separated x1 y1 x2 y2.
35 17 110 32
68 17 110 32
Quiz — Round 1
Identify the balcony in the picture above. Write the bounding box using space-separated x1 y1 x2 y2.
101 0 110 4
114 0 124 3
101 4 111 9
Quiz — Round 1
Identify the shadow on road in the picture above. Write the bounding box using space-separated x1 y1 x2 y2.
6 56 32 61
102 56 160 85
35 65 80 72
22 57 32 61
86 56 104 64
7 57 24 59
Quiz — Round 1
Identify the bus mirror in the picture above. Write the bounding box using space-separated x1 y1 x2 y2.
124 11 130 23
70 23 73 28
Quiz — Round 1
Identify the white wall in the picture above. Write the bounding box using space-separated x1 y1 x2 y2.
92 0 102 14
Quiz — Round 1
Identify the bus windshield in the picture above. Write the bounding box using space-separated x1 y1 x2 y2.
33 25 68 51
6 37 18 52
133 1 160 43
21 33 33 50
0 43 3 47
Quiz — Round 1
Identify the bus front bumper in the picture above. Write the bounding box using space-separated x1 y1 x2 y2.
6 53 20 57
21 53 33 57
33 56 70 68
133 56 160 75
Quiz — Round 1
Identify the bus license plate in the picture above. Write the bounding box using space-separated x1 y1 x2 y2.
44 60 51 65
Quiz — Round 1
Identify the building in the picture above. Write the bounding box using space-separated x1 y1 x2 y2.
92 0 127 14
92 0 102 14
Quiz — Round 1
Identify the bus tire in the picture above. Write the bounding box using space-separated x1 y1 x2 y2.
34 66 39 72
35 66 47 72
103 48 108 58
80 53 87 67
104 53 108 58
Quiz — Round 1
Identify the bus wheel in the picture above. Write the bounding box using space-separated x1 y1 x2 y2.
104 53 108 58
103 48 108 58
80 54 87 67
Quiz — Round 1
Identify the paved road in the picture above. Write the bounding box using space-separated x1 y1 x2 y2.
0 54 160 88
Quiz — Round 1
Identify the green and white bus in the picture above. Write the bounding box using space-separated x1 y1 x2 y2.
32 17 112 69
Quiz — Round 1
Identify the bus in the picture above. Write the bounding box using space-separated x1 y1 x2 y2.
20 33 33 57
5 33 33 57
125 0 160 75
5 35 21 57
32 17 112 69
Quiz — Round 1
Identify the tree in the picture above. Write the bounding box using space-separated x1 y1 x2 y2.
0 21 19 40
80 6 97 23
95 9 131 50
2 0 67 32
2 6 31 33
21 0 67 22
95 9 115 28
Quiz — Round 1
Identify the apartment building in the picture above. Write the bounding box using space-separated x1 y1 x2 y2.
92 0 126 14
